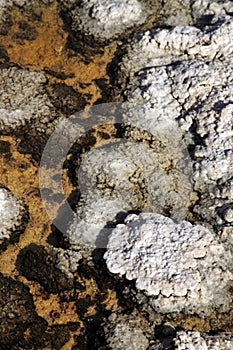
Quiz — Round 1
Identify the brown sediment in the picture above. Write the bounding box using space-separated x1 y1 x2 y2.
19 276 82 326
102 288 120 312
175 315 212 333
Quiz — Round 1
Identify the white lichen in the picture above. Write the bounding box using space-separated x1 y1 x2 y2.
119 14 233 78
104 212 233 315
66 137 192 248
70 0 150 42
116 15 233 235
50 247 82 279
103 311 150 350
175 330 233 350
175 331 208 350
191 0 233 19
0 187 25 244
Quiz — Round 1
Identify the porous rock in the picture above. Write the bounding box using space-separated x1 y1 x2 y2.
104 212 233 316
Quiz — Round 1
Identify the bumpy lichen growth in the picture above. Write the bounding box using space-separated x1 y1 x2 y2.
70 0 152 43
104 212 233 316
0 66 57 133
175 330 233 350
111 15 233 236
0 186 27 252
64 117 193 248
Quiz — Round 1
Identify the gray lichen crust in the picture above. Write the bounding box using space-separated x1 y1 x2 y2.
191 0 233 19
156 0 233 27
0 67 57 133
66 131 192 248
70 0 152 43
117 16 232 81
103 311 150 350
104 212 233 316
113 15 233 236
